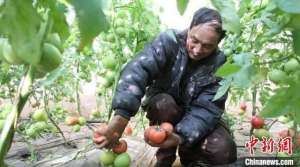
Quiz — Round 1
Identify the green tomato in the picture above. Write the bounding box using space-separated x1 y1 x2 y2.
91 110 101 118
72 124 81 132
32 110 48 122
115 27 127 37
102 56 117 70
99 151 115 166
78 116 86 126
26 126 38 138
36 43 62 73
102 78 112 88
114 152 131 167
32 121 48 131
253 129 270 140
284 59 300 73
46 33 63 52
105 70 116 83
268 69 287 83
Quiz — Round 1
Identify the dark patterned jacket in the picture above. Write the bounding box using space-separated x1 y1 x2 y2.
112 29 227 145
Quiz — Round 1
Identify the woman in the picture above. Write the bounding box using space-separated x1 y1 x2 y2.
96 7 237 167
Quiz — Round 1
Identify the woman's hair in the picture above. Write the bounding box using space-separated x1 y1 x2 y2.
189 7 226 41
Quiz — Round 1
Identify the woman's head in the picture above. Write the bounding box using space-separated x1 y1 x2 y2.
186 8 225 61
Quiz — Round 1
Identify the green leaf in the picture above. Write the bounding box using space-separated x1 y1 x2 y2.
69 0 109 50
213 76 232 101
50 2 70 41
286 14 300 30
232 64 256 88
0 0 44 65
176 0 189 15
237 0 251 17
233 53 254 66
274 0 300 14
292 30 300 55
39 67 65 87
215 61 241 77
211 0 241 34
260 83 300 118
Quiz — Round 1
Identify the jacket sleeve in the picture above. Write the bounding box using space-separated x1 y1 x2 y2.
112 30 178 119
175 81 228 146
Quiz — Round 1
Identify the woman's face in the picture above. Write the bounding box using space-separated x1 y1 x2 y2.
186 23 220 61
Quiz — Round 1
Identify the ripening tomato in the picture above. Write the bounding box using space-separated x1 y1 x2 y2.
160 122 174 135
240 103 247 111
144 126 167 144
113 139 128 154
65 116 78 126
124 126 133 136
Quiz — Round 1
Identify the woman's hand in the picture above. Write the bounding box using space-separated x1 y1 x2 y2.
145 132 183 149
93 115 128 149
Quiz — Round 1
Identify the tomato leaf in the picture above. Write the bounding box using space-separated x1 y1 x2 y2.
210 0 241 34
274 0 300 14
213 76 232 101
215 62 241 77
69 0 109 50
176 0 189 15
233 53 253 66
237 0 251 17
50 2 70 41
39 67 65 87
0 0 44 65
292 30 300 56
260 83 300 118
232 64 256 88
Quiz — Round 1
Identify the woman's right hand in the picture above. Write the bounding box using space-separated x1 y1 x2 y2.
93 115 129 149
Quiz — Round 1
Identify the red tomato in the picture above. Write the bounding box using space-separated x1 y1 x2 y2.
144 126 167 144
251 115 264 129
113 139 128 154
160 122 174 135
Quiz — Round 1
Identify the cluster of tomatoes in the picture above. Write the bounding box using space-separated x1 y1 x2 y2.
93 124 131 167
65 116 86 132
144 122 174 144
251 115 270 140
26 109 56 138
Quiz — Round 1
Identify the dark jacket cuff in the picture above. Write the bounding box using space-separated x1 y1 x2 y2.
114 109 131 120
